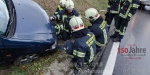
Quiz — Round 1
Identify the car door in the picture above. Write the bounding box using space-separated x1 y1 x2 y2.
0 37 4 62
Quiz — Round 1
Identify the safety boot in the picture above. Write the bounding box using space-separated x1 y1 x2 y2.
110 32 117 38
113 38 121 42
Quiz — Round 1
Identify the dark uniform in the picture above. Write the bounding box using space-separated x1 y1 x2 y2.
106 0 121 31
113 0 140 42
88 16 108 51
60 28 96 73
53 5 65 39
53 9 80 41
55 5 64 14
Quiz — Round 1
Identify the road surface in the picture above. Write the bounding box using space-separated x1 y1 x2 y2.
94 10 150 75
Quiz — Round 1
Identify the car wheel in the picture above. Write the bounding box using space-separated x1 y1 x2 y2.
14 53 40 65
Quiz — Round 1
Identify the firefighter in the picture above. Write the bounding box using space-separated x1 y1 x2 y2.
105 0 121 32
84 8 108 51
50 0 80 41
53 0 66 39
60 16 96 74
55 0 66 14
113 0 140 42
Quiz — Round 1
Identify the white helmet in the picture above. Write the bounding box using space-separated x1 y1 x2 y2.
84 8 100 21
65 0 74 11
69 16 85 32
59 0 66 7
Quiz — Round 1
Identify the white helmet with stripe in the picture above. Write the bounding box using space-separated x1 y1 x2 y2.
84 8 100 21
65 0 74 11
69 16 84 32
59 0 66 7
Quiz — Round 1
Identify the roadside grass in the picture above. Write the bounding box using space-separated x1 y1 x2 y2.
6 50 65 75
0 0 107 75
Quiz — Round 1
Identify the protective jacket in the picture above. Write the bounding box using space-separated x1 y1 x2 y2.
108 0 121 14
119 0 140 20
53 9 80 33
88 17 108 47
56 5 64 12
72 28 96 70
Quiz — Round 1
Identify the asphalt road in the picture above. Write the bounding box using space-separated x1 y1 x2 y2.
94 10 150 75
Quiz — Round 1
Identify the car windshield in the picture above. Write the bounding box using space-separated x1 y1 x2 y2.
0 0 10 34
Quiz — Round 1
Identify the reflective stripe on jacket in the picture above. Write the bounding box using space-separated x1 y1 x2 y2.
73 32 96 70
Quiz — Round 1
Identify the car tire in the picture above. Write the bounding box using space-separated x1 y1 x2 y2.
13 53 40 65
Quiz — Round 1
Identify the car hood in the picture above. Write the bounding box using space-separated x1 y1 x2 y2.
11 0 55 41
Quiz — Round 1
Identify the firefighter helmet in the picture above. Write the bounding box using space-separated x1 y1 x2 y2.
59 0 66 7
65 0 74 11
69 16 84 32
84 8 100 21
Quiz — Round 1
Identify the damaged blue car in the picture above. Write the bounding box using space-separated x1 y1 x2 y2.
0 0 57 65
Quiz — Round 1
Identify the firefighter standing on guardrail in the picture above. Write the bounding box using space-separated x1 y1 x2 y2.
50 0 80 41
59 16 96 74
84 8 108 52
105 0 121 32
113 0 140 42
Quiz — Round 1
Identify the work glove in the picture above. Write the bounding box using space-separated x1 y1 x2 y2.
57 45 65 51
105 12 109 21
87 26 92 29
49 16 55 21
122 19 129 26
58 40 73 51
